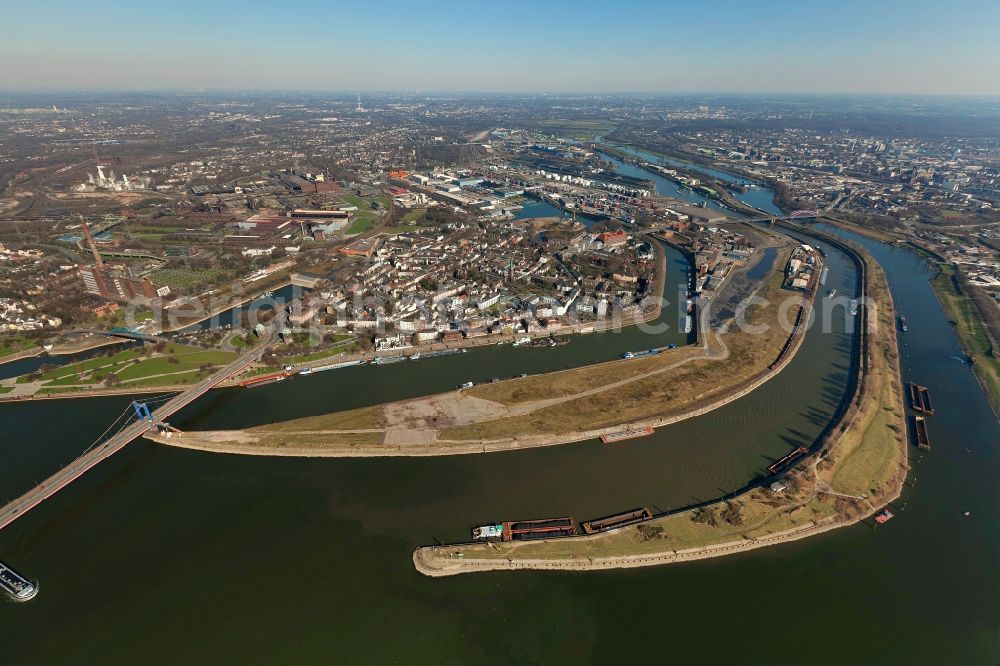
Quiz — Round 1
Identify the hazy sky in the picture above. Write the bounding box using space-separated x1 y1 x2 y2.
1 0 998 94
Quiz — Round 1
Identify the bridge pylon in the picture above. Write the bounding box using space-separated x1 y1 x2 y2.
131 401 155 431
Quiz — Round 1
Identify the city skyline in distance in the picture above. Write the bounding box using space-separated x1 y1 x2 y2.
1 0 999 95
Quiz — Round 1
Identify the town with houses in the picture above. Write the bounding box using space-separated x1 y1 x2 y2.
0 93 996 360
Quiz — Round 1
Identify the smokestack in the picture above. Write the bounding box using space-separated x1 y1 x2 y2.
81 218 105 269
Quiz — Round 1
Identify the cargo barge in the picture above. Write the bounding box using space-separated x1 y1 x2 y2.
502 517 577 541
581 508 653 534
899 315 908 332
820 266 829 285
0 561 38 601
767 446 808 475
600 426 655 444
908 383 934 415
850 299 859 316
875 508 895 525
239 371 291 388
914 415 931 450
303 359 367 375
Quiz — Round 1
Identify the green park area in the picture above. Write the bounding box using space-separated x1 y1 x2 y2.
16 343 236 393
342 193 391 234
0 335 38 361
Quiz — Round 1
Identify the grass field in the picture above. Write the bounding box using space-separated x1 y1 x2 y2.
252 405 386 432
343 194 382 235
22 344 236 389
467 347 700 406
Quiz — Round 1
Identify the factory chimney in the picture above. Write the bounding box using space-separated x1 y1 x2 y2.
81 218 105 269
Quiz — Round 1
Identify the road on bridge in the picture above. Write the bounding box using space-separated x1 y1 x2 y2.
0 336 274 532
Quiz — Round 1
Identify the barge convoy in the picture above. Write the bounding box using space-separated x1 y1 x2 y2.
470 507 655 543
908 383 934 415
0 561 37 601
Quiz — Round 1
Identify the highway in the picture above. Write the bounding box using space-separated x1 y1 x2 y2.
0 336 273 532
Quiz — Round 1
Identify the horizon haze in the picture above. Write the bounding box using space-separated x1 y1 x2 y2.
1 0 999 95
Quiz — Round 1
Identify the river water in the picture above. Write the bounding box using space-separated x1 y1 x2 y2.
597 139 785 216
1 170 997 661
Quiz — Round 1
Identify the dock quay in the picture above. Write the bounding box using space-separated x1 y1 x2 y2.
410 348 466 360
301 359 366 374
767 446 808 475
503 517 577 541
0 561 38 601
914 415 931 450
581 508 653 534
600 427 655 444
909 383 934 415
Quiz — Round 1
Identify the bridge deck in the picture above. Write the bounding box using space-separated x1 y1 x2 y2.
0 338 272 532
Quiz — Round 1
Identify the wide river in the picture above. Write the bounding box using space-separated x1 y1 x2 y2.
1 171 997 662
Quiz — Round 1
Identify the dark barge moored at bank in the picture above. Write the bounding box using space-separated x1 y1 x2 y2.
767 446 809 475
502 517 577 541
581 508 653 534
